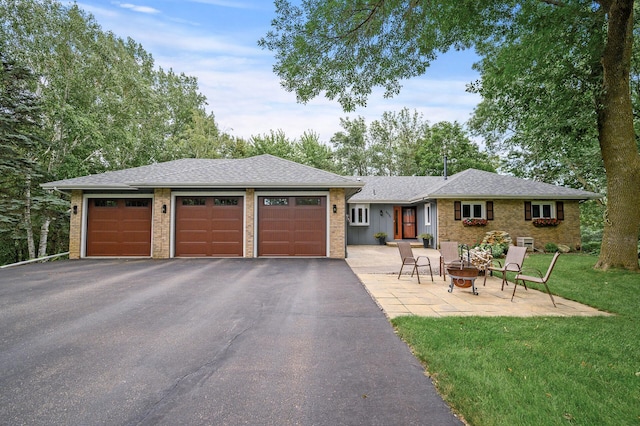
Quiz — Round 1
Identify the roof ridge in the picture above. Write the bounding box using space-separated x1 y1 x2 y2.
243 154 359 183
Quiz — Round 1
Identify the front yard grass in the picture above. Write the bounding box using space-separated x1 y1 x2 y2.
392 254 640 425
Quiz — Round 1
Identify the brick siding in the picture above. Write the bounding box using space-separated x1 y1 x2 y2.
152 188 171 258
69 190 83 259
245 189 255 258
329 188 346 259
437 199 581 250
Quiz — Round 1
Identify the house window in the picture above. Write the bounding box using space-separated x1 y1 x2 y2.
455 201 494 221
425 203 431 225
525 201 564 221
349 204 370 226
532 202 554 218
462 202 484 219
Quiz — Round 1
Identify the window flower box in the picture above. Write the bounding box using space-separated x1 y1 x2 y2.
533 218 561 227
463 219 487 227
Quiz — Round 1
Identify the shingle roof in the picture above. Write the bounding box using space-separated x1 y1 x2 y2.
349 169 601 203
429 169 600 199
348 176 444 203
42 155 364 190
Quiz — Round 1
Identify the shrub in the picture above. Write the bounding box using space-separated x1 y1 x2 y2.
479 231 512 258
544 242 559 253
581 241 601 255
475 243 505 258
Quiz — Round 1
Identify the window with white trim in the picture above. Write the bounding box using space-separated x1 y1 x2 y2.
349 203 370 226
462 202 484 219
532 202 555 219
425 203 432 225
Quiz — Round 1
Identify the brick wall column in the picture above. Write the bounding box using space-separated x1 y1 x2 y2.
152 188 171 259
329 188 346 259
69 190 83 259
245 189 255 257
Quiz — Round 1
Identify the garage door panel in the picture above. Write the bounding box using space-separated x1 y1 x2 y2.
175 196 243 257
86 198 152 257
293 242 324 256
258 196 326 257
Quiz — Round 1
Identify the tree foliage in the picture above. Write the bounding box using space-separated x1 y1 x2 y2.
260 0 640 270
417 121 497 176
368 108 426 176
329 109 492 176
0 0 212 263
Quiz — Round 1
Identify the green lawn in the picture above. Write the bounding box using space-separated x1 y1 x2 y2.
392 254 640 426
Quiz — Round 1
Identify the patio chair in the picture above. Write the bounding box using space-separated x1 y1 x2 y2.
512 252 560 307
439 241 460 281
397 241 433 284
484 246 528 290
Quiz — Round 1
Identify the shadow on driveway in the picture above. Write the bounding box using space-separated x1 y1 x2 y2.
0 258 462 425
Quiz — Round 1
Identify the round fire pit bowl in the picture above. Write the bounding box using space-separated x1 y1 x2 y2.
447 261 480 295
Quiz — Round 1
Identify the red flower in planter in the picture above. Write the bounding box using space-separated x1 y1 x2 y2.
463 219 488 227
532 218 561 227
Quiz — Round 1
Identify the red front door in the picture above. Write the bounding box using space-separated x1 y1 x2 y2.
393 206 417 239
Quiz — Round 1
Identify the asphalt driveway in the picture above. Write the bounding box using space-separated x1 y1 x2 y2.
0 259 462 425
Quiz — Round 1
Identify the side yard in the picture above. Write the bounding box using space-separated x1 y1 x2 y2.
393 254 640 425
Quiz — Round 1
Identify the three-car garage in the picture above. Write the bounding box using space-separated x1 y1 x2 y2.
84 194 328 258
46 154 361 260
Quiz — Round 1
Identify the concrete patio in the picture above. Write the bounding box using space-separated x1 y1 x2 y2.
346 245 611 319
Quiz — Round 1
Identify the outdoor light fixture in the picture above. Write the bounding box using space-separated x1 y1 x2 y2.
380 209 383 216
73 205 78 215
162 204 167 214
333 204 337 214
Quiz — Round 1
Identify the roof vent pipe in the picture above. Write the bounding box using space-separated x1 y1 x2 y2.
443 154 448 180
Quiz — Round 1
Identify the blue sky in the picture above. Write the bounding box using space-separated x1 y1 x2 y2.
74 0 481 142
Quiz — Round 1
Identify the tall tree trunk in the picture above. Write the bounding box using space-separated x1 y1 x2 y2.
24 175 36 260
37 217 51 258
595 0 640 270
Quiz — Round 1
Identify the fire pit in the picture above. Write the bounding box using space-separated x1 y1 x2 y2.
447 260 480 295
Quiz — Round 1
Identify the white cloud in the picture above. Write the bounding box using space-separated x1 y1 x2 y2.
115 2 160 14
75 0 481 143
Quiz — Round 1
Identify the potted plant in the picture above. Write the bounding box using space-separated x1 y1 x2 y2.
418 233 433 248
373 232 387 245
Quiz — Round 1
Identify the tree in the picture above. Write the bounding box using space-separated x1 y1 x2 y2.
248 129 298 160
0 54 68 264
417 121 497 176
0 55 41 263
173 109 248 160
330 116 370 175
260 0 640 270
296 130 337 172
0 0 210 260
368 108 426 176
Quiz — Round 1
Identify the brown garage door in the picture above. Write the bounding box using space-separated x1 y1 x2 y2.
86 198 152 256
258 196 326 256
175 196 244 257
